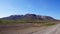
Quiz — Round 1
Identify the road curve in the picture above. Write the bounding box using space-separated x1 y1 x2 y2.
32 24 60 34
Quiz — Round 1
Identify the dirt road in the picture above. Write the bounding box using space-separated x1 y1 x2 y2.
0 23 60 34
33 24 60 34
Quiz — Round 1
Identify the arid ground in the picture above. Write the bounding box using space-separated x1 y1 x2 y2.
0 23 60 34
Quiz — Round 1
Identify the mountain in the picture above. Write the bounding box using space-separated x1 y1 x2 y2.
0 14 56 21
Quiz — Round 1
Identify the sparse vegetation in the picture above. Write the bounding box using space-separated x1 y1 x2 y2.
0 19 56 26
0 14 57 26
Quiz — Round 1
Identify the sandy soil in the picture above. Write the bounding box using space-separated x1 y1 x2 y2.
0 23 47 34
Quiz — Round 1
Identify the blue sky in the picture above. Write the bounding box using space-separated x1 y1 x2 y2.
0 0 60 19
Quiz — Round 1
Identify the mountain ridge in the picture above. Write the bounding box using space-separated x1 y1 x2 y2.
0 14 56 21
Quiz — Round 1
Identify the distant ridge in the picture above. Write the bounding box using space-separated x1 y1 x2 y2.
0 14 56 21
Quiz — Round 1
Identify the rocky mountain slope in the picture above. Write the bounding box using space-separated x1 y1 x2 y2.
0 14 56 21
